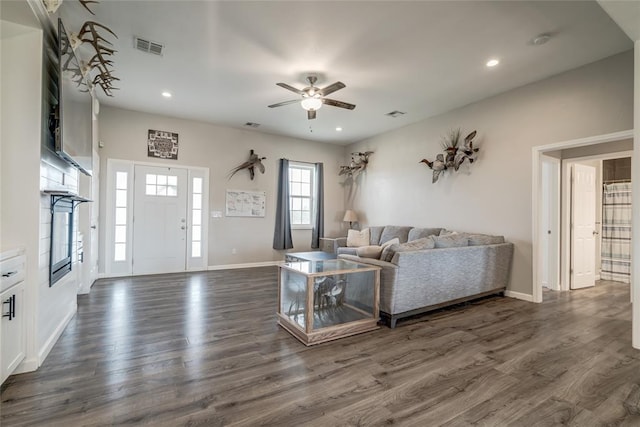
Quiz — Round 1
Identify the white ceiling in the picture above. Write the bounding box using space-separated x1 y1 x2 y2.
56 0 633 145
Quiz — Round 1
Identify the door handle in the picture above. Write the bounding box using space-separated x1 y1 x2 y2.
181 225 186 230
593 230 599 236
91 225 97 229
2 295 15 321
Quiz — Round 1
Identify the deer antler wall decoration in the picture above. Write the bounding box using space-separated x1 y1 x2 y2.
46 0 120 97
74 19 119 96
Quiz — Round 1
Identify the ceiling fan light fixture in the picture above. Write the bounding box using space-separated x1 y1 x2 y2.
301 97 322 111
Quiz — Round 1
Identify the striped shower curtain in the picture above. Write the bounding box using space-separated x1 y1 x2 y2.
601 182 632 283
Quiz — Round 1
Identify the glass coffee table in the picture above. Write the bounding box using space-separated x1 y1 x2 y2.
277 258 380 346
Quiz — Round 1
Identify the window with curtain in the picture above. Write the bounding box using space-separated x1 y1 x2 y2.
289 162 315 228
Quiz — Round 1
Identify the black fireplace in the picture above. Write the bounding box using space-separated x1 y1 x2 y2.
46 191 91 286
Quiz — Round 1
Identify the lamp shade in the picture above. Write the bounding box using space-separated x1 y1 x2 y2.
343 210 358 223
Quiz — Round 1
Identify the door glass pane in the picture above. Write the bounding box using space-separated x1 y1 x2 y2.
115 207 127 225
192 225 201 241
192 210 201 225
168 175 178 186
116 172 128 189
115 225 127 243
157 175 167 185
192 241 201 258
193 194 202 209
157 185 167 196
114 243 126 261
167 185 177 197
193 177 202 193
116 189 127 206
146 174 156 185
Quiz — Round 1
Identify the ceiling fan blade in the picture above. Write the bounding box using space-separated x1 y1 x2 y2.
322 98 356 110
268 99 300 108
307 110 317 120
276 82 304 95
319 81 345 96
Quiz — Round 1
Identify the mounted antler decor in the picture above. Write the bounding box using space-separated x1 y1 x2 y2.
228 150 267 180
45 0 120 96
339 151 373 178
420 129 479 183
74 19 119 96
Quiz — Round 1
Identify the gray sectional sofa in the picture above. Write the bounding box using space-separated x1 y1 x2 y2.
337 226 514 328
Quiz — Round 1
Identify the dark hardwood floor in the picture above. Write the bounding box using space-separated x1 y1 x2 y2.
2 269 640 426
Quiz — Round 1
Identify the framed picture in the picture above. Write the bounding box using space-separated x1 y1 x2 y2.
226 190 266 217
148 129 178 160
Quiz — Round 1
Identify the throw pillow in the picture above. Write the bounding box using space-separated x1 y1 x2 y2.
467 234 505 246
379 226 412 244
408 227 442 241
347 228 370 247
379 238 400 260
356 245 383 259
380 237 434 262
433 234 469 248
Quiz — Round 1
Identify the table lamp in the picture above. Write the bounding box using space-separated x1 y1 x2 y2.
343 210 358 229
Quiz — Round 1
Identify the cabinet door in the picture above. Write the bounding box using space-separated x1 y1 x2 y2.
1 282 25 384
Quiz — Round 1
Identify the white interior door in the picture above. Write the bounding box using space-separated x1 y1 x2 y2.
133 165 188 275
571 163 596 289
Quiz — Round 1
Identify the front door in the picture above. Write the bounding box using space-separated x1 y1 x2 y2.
133 165 188 275
570 163 596 289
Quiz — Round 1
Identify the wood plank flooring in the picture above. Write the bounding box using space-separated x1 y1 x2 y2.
2 269 640 426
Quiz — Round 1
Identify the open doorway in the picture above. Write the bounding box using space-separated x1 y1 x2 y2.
559 152 632 292
532 130 634 303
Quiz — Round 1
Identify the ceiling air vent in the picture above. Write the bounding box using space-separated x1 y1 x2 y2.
134 36 164 56
385 110 406 118
244 122 261 128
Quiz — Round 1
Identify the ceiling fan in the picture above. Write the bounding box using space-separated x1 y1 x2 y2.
268 76 356 120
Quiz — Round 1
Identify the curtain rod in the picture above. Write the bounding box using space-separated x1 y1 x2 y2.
603 179 631 184
283 159 317 165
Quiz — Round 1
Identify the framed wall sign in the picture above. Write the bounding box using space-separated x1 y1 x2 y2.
148 129 179 160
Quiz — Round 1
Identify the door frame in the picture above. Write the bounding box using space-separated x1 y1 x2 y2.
104 158 209 277
532 129 633 303
560 151 632 292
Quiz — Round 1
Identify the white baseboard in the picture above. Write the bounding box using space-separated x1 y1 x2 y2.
14 357 39 375
37 302 77 366
504 290 534 302
208 261 281 271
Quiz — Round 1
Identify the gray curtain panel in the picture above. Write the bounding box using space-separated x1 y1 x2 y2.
311 162 324 248
273 158 293 250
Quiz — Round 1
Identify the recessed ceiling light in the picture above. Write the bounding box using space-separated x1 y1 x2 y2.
486 59 500 68
162 91 172 98
336 127 343 132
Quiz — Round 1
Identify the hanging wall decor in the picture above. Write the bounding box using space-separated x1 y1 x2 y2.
45 0 120 96
228 149 266 180
339 151 373 178
148 129 179 160
420 129 479 183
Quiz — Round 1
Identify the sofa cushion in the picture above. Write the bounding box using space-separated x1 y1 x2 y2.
381 237 435 262
408 227 442 241
356 245 384 259
439 229 458 236
467 234 505 246
347 228 370 247
433 234 469 248
379 226 412 244
368 226 385 245
337 247 358 256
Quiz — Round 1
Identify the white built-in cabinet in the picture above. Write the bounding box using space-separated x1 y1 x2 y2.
1 250 26 384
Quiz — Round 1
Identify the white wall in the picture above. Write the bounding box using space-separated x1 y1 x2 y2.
1 22 43 373
97 107 347 270
345 50 634 296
